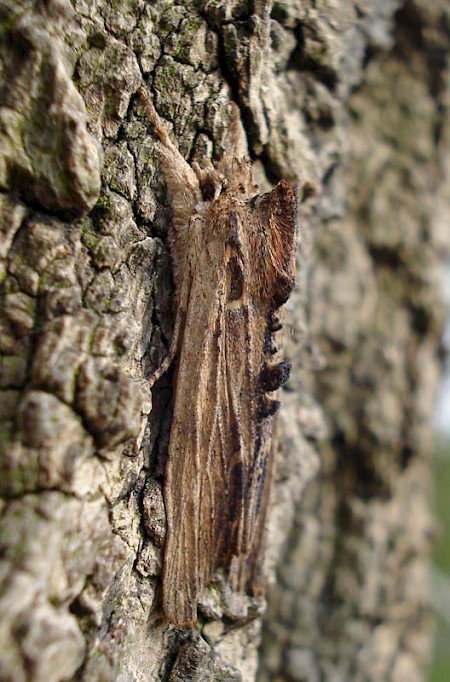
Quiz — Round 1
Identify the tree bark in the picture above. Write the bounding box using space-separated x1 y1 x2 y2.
0 1 449 681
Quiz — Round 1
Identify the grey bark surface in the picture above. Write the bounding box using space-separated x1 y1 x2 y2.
0 1 449 681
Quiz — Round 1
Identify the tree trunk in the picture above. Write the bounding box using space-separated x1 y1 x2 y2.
1 1 449 681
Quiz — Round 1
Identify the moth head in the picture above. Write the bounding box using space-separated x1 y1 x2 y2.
218 157 258 198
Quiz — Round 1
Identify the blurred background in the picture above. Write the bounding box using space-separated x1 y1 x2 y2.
432 262 450 681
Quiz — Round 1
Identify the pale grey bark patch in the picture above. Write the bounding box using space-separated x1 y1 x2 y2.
0 1 101 213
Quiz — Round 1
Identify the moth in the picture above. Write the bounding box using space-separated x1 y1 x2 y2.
140 88 298 630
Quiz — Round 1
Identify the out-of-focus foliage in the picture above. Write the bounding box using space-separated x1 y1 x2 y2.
430 442 450 681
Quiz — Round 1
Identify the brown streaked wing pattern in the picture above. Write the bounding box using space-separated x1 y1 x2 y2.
162 247 225 629
141 89 298 630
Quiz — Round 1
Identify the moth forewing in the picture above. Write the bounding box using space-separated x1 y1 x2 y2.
140 89 298 630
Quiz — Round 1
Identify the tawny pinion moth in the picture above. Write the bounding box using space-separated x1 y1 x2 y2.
140 88 298 630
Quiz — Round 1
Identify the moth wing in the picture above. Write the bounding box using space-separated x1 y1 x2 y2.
162 252 232 629
162 251 268 627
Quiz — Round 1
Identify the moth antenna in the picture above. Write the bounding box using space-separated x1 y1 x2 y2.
139 87 183 163
139 87 201 227
191 160 202 179
202 156 215 172
139 88 169 143
228 101 248 159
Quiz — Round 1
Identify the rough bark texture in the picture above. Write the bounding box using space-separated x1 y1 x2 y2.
0 1 449 681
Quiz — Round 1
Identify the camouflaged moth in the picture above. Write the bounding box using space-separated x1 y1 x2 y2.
140 88 298 629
